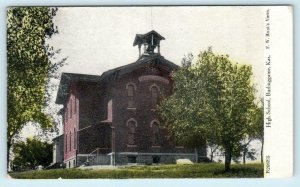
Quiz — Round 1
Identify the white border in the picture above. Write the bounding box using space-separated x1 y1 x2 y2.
0 1 298 187
263 6 293 178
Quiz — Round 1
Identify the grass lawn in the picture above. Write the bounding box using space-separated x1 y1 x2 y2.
9 163 263 179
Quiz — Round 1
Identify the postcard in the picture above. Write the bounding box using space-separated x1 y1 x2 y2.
6 6 293 179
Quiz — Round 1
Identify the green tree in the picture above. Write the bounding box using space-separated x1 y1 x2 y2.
252 99 264 164
207 142 220 162
241 100 264 164
159 51 258 171
12 137 53 171
236 138 255 164
7 7 65 167
181 53 193 67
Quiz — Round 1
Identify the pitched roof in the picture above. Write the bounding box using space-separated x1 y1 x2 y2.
133 30 165 46
53 134 64 141
55 55 179 104
55 73 101 104
100 54 179 83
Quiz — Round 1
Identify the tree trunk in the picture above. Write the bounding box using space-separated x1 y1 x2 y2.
243 150 246 164
261 138 264 164
224 149 232 171
210 147 214 162
7 141 11 171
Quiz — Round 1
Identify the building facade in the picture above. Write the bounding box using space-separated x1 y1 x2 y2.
54 31 206 168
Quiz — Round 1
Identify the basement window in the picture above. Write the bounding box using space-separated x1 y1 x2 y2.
153 156 160 164
128 156 137 163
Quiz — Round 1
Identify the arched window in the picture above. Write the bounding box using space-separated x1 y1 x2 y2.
151 121 160 146
128 85 134 96
127 119 137 145
126 83 136 108
151 85 160 108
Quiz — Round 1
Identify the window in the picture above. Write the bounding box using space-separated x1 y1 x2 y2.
128 85 134 96
128 156 137 163
69 132 72 151
107 99 112 121
65 135 68 152
127 119 137 145
127 85 134 108
70 99 72 118
126 83 136 108
151 85 160 108
153 156 160 164
152 121 160 146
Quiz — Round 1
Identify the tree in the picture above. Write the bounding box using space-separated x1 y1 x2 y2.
159 51 258 171
236 138 255 164
240 100 264 164
7 7 65 168
181 53 193 67
207 142 220 162
12 137 53 171
230 98 263 165
240 138 253 164
252 99 264 164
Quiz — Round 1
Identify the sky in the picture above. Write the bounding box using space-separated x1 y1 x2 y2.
21 6 265 151
49 7 264 82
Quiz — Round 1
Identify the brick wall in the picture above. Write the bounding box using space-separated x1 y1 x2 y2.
111 66 195 155
63 82 79 161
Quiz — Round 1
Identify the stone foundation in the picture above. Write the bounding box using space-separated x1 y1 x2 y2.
64 157 77 168
114 152 197 165
73 152 199 167
77 154 111 166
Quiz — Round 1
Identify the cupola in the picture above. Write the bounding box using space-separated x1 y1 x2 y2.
133 30 165 57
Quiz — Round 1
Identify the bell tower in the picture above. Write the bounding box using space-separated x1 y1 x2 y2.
133 30 165 57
